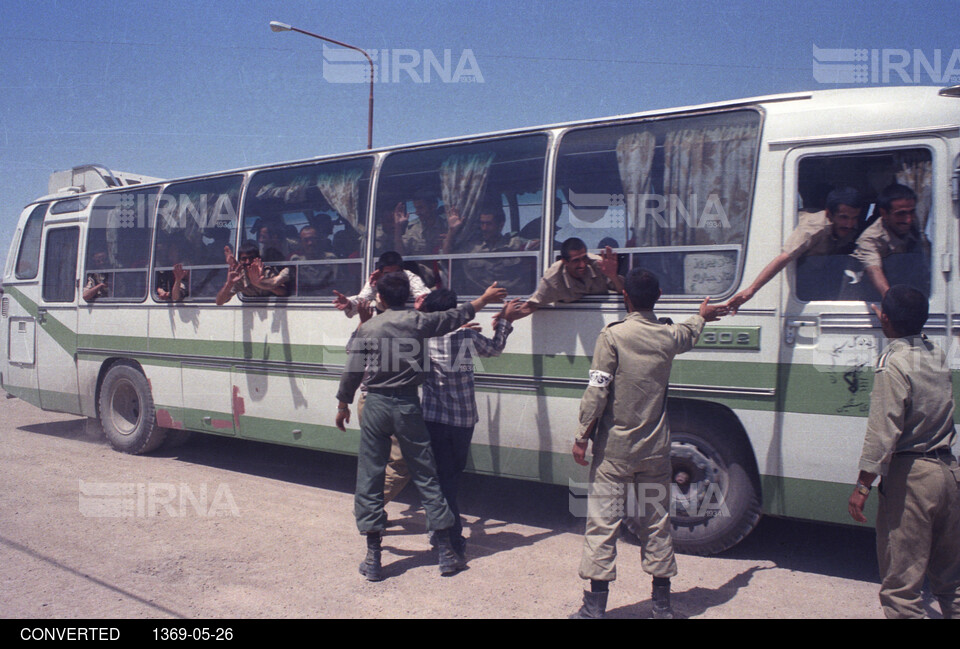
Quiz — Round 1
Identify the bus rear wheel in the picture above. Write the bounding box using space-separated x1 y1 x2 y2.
98 363 166 454
624 415 761 556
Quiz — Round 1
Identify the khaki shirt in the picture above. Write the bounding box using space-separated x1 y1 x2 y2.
527 254 618 307
461 234 531 294
577 311 705 464
401 219 444 256
782 211 855 260
851 219 928 269
858 335 957 475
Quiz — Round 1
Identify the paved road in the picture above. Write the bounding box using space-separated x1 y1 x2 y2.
0 395 910 619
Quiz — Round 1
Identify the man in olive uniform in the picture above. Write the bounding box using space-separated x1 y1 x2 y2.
335 273 506 581
726 187 863 310
514 237 623 319
570 269 727 619
848 285 960 618
851 183 930 299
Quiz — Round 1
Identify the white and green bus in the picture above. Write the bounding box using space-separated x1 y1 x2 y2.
3 85 958 554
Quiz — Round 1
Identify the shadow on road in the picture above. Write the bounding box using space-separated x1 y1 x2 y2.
24 417 881 586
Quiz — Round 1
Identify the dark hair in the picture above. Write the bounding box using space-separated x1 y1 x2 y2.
420 288 458 313
881 284 928 336
479 199 506 223
238 241 260 259
825 187 864 214
560 237 587 261
376 271 410 308
624 268 660 310
377 250 403 270
876 183 917 213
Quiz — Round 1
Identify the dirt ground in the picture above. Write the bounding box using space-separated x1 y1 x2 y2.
0 395 914 619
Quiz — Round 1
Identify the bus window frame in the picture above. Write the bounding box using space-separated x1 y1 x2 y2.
789 142 937 305
373 133 549 298
238 156 375 304
550 107 764 302
151 173 246 304
14 203 49 281
82 188 159 305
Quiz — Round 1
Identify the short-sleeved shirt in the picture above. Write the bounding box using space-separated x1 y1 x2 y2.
858 335 957 476
527 254 618 307
782 210 856 260
851 219 928 269
577 310 705 464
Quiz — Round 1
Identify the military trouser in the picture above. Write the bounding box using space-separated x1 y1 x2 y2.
358 392 411 504
877 454 960 619
354 390 454 534
579 455 677 582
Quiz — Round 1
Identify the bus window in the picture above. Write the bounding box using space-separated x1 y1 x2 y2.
555 110 761 297
83 188 158 302
154 175 243 301
242 157 372 299
374 135 546 297
41 227 80 303
15 204 48 280
795 148 932 302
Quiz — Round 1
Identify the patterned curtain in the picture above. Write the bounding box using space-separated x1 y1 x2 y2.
316 168 364 231
662 124 758 245
440 152 495 250
616 131 657 246
256 175 312 204
893 151 933 230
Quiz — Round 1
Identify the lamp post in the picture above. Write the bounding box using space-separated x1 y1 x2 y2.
270 20 374 150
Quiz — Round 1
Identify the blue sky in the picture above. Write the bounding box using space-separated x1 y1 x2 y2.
0 0 956 271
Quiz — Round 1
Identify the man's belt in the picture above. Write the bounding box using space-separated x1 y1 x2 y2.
894 447 955 460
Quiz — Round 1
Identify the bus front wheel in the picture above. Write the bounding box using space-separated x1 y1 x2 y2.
98 363 167 455
624 415 761 556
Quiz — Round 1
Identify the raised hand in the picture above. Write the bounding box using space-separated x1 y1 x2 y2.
599 245 619 278
332 290 351 311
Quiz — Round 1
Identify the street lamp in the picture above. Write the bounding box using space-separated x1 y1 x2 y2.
270 20 374 150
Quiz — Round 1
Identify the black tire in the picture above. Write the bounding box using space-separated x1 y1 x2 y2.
98 363 167 454
625 411 761 556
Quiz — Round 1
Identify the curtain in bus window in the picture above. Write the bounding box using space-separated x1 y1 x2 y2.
440 152 495 251
893 150 933 230
256 175 312 204
661 124 758 246
616 131 656 244
316 168 364 231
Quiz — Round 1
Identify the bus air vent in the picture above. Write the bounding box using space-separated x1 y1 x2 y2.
1 297 8 318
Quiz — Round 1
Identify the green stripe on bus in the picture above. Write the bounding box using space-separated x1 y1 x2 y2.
761 474 876 526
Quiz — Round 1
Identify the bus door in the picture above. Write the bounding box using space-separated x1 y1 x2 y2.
3 204 47 407
36 223 81 413
775 137 950 523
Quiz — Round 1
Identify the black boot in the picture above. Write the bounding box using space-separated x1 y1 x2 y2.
435 529 466 576
569 590 608 619
651 577 674 619
359 532 383 582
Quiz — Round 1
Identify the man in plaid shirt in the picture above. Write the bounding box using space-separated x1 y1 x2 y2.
419 289 523 561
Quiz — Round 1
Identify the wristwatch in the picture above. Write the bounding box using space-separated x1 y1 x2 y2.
854 482 871 496
573 435 588 446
